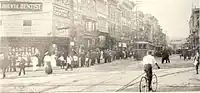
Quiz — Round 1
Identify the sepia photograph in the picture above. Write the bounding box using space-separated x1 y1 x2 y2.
0 0 200 92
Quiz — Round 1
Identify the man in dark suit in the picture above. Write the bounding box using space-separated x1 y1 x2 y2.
18 57 26 76
161 50 169 64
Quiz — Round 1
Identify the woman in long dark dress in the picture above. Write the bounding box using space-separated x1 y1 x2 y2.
0 52 9 79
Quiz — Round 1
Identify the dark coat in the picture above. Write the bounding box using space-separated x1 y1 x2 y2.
0 54 9 69
162 51 169 59
19 59 26 69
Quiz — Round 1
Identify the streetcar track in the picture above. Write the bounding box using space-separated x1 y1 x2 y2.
115 68 194 92
1 68 194 92
39 72 117 92
0 72 103 92
115 69 170 92
0 84 127 87
79 74 121 92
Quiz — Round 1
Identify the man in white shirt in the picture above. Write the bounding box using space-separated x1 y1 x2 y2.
194 50 199 74
59 54 65 69
142 51 160 91
65 55 73 71
73 55 78 67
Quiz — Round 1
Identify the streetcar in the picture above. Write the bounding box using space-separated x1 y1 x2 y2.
133 41 155 60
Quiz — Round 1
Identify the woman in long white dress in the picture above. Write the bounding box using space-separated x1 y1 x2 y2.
43 52 53 74
31 55 38 72
51 54 57 68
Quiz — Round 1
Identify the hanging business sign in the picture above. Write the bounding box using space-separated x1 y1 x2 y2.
0 1 43 11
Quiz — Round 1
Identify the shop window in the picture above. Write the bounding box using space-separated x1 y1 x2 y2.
23 20 32 26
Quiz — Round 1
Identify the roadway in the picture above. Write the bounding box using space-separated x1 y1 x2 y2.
0 55 199 92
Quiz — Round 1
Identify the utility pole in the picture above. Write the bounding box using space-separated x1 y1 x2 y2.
135 0 138 41
70 0 74 56
135 0 142 41
198 0 200 51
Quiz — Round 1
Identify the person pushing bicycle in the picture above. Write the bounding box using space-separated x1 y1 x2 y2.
142 51 160 91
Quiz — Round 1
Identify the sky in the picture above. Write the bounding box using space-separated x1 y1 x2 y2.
131 0 199 40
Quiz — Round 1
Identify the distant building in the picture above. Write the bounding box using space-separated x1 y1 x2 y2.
170 38 187 50
188 8 199 50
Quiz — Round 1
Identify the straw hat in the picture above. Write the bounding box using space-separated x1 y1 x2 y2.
45 52 49 55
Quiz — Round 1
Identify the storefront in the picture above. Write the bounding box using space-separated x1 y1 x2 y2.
96 31 116 50
79 31 98 51
0 37 70 65
0 0 71 66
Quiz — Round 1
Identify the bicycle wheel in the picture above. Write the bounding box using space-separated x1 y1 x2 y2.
151 74 158 92
139 76 148 92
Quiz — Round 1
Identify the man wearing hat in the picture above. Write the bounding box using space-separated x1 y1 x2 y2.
18 57 26 76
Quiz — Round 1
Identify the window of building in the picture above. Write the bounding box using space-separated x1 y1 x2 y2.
139 44 142 49
23 20 32 35
23 20 32 26
143 44 147 49
0 20 2 25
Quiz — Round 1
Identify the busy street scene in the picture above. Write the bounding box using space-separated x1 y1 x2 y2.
0 0 200 92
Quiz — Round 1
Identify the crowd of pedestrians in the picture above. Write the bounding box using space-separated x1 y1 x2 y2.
0 47 134 79
1 46 200 79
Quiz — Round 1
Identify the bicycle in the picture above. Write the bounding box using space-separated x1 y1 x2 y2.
139 73 158 92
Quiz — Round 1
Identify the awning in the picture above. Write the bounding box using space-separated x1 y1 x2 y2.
97 30 109 36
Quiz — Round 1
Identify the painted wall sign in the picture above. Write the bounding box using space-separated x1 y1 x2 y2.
0 1 43 11
53 6 70 18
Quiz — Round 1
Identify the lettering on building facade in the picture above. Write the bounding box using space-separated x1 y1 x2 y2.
0 1 43 11
55 20 70 36
53 6 70 18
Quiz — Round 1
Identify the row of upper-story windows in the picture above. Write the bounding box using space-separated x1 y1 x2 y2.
108 6 116 20
73 0 133 25
0 20 32 35
54 0 70 6
80 0 96 8
109 6 132 23
122 10 131 19
0 20 32 26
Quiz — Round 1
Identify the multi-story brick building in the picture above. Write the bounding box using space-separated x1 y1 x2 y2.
96 0 109 49
0 0 72 65
189 8 199 50
118 0 134 49
73 0 97 51
106 0 118 49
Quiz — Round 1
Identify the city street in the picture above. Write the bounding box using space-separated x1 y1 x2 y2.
0 55 200 92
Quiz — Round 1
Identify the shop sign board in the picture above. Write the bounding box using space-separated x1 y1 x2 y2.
0 1 43 11
53 6 70 18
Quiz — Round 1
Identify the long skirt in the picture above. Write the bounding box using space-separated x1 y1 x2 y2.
45 62 53 74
